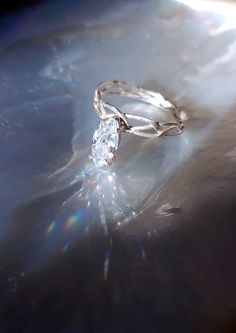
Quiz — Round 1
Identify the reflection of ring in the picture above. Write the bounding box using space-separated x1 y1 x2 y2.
91 80 185 167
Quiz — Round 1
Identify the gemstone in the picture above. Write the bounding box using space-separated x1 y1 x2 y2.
91 118 120 167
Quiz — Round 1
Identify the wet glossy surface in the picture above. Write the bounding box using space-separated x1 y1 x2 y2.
0 0 236 332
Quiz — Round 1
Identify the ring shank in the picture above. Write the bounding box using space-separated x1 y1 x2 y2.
93 80 184 138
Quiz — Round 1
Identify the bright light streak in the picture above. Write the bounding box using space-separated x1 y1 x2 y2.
177 0 236 18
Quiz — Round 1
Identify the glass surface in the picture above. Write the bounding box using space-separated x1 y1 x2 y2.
0 0 236 332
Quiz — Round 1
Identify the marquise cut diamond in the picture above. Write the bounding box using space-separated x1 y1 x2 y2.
92 118 120 167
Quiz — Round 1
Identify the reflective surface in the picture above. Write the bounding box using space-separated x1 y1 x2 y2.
0 0 236 332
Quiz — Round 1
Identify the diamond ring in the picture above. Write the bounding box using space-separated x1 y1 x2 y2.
91 80 185 167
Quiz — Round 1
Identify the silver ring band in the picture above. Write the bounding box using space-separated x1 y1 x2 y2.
93 80 184 138
91 80 186 167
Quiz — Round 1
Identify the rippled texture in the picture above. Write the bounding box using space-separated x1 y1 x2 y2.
0 0 236 332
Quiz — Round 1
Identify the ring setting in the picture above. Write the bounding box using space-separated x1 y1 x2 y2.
91 80 185 167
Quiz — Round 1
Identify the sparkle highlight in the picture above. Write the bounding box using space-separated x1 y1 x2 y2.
46 219 60 235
